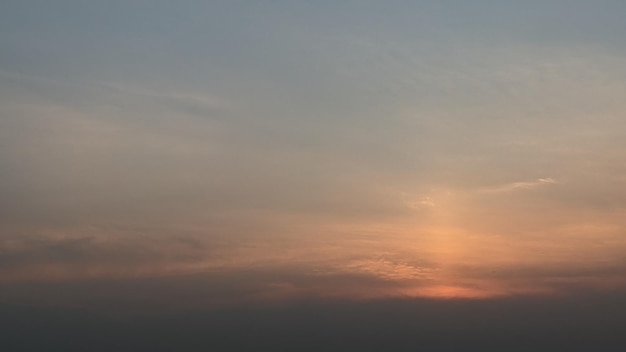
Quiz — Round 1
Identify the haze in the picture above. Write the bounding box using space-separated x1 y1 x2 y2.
2 1 626 350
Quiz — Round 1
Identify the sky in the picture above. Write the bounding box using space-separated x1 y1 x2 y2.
2 1 626 350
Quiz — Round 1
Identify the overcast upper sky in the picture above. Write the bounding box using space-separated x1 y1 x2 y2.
2 1 626 312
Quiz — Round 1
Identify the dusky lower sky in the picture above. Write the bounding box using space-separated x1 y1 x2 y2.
2 2 626 349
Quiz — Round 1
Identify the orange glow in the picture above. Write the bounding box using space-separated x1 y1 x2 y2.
406 285 502 299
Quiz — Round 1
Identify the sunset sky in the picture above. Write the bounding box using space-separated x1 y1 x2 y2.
2 1 626 349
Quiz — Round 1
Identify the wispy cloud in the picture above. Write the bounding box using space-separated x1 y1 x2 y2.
478 178 558 194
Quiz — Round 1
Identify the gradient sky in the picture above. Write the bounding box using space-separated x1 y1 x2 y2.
2 1 626 311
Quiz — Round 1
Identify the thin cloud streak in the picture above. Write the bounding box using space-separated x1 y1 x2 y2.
478 177 558 194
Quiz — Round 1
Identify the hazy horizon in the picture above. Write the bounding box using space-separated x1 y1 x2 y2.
2 1 626 350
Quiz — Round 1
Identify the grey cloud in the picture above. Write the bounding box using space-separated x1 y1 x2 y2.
0 266 419 314
0 229 215 281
